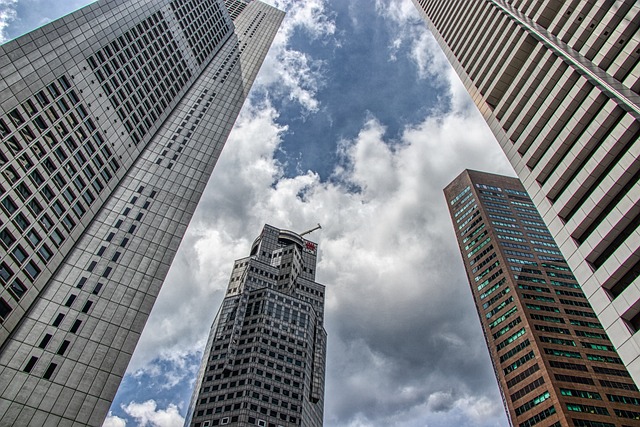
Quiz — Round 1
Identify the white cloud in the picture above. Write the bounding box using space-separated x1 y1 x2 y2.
118 1 514 426
125 30 513 422
256 0 336 112
118 401 184 427
374 0 450 81
103 412 127 427
0 0 18 44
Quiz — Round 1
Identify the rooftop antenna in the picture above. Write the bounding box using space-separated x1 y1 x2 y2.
299 223 322 237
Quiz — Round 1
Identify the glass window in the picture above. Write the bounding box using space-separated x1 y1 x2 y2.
12 245 27 264
35 91 50 107
30 169 45 186
14 213 29 230
8 108 25 126
27 230 41 247
27 199 43 216
0 118 10 137
0 229 15 248
6 136 22 154
62 215 75 231
39 214 53 229
9 279 27 299
2 165 19 183
50 229 64 246
25 261 40 280
0 298 12 319
0 262 13 283
38 244 52 262
41 185 55 201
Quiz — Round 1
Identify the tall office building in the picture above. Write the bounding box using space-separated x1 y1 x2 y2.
184 224 326 427
445 170 640 427
0 0 284 425
412 1 640 381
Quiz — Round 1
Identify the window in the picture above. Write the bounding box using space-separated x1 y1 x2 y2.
28 198 43 215
1 196 17 214
12 246 28 264
9 279 27 299
51 229 64 246
81 301 93 313
38 334 52 348
70 319 82 333
23 356 38 373
64 295 76 307
57 340 70 355
27 230 41 247
0 298 12 320
14 213 30 230
0 229 15 248
43 362 57 380
25 261 40 279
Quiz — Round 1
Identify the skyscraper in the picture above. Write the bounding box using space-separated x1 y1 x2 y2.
445 169 640 427
412 0 640 382
0 0 284 424
184 224 326 427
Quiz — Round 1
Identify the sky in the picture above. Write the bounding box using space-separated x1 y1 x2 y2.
2 0 518 426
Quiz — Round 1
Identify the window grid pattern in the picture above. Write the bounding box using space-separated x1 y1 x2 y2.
0 76 118 323
444 170 640 427
187 225 325 427
87 11 192 145
171 0 231 65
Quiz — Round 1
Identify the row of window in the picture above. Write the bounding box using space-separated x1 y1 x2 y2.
171 0 230 64
20 186 154 380
0 76 118 321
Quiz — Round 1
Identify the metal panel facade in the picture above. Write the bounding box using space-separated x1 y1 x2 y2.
0 0 284 424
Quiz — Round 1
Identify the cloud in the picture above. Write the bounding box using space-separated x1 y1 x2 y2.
108 401 184 427
0 0 18 43
123 66 512 426
257 0 336 112
374 0 450 81
427 391 455 413
104 412 127 427
112 1 515 426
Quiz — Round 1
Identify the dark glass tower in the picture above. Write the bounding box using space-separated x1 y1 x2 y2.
413 0 640 382
185 224 326 427
0 0 283 424
445 170 640 427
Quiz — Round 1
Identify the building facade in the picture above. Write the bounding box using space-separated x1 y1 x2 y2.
185 224 326 427
412 0 640 381
0 0 284 425
445 170 640 427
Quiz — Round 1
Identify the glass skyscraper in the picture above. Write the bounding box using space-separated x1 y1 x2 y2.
445 170 640 427
185 224 326 427
413 0 640 383
0 0 283 424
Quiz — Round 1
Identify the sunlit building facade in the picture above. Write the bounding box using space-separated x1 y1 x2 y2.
445 170 640 427
185 224 326 427
0 0 283 424
412 0 640 382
